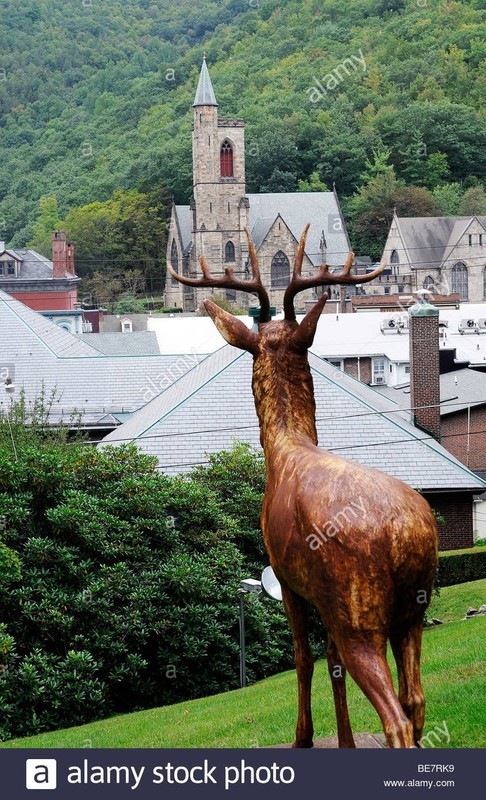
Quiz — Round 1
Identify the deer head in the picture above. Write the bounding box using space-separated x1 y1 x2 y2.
168 225 384 358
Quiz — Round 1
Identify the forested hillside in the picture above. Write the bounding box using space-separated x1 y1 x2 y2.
1 0 485 283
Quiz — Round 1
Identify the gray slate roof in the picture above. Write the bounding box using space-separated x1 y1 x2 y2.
101 343 485 492
0 291 202 425
76 331 161 356
175 205 193 255
247 192 350 267
377 368 486 417
396 216 486 271
173 191 350 269
0 248 74 280
193 58 218 107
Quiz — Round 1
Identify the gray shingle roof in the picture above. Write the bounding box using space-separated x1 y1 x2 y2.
247 192 350 267
396 216 486 271
0 248 75 280
101 343 486 491
76 331 160 356
377 367 486 417
0 291 202 425
174 205 193 255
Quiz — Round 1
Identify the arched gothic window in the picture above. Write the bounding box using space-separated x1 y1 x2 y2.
390 249 399 264
423 275 435 291
271 250 290 288
451 262 468 301
220 140 234 178
170 240 179 286
225 241 235 262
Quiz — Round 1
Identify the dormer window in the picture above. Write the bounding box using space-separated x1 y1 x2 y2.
7 261 15 275
220 140 234 178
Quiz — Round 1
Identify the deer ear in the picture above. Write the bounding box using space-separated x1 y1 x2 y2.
204 300 260 355
291 292 328 352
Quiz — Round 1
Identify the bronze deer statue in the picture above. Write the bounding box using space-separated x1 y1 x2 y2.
169 226 438 749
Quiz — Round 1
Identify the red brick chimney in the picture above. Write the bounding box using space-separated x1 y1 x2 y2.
409 300 441 441
52 231 67 278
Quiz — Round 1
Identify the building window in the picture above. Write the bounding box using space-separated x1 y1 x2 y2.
170 240 179 286
225 241 235 262
372 357 386 384
468 234 473 247
404 364 410 374
423 275 435 291
220 140 234 177
271 250 290 288
451 262 468 301
384 286 390 295
390 249 399 264
226 288 236 301
7 261 15 275
479 233 483 246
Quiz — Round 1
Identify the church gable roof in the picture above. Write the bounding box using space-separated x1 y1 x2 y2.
246 192 350 267
174 205 193 255
395 216 486 270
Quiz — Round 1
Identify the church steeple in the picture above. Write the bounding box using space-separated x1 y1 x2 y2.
193 56 218 107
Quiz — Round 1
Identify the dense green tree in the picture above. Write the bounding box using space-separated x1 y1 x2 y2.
432 183 463 216
459 185 486 215
27 196 61 256
0 400 294 741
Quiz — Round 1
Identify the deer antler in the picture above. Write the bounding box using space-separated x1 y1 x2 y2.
283 225 385 320
167 228 271 322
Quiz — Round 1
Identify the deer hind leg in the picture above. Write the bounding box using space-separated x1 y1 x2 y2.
281 585 314 748
390 622 426 747
337 635 414 748
327 636 355 748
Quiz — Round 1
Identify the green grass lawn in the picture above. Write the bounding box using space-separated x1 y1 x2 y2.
428 578 486 623
2 616 484 750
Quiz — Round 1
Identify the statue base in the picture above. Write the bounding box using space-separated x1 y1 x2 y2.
265 733 386 748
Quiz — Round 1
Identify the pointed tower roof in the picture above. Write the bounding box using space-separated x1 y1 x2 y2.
193 56 218 107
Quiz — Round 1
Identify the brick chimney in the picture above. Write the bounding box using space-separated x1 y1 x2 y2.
52 231 67 278
409 300 441 441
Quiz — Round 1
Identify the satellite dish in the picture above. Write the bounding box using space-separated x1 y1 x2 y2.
261 566 283 602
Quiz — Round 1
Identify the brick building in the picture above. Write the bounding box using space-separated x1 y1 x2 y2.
0 231 80 311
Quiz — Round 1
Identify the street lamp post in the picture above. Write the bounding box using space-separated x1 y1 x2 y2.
237 570 282 689
237 579 261 689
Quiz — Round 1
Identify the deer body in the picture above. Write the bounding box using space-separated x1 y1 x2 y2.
169 226 438 748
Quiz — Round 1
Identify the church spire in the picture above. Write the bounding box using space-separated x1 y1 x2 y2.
193 56 218 107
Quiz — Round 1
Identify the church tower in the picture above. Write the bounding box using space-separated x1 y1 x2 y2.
190 58 249 307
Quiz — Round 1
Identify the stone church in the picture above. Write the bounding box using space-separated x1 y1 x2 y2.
165 58 351 313
369 211 486 303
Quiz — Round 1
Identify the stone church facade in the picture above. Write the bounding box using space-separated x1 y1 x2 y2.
368 211 486 303
165 59 351 313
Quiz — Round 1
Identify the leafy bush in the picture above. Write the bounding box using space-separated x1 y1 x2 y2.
0 428 295 741
438 547 486 587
